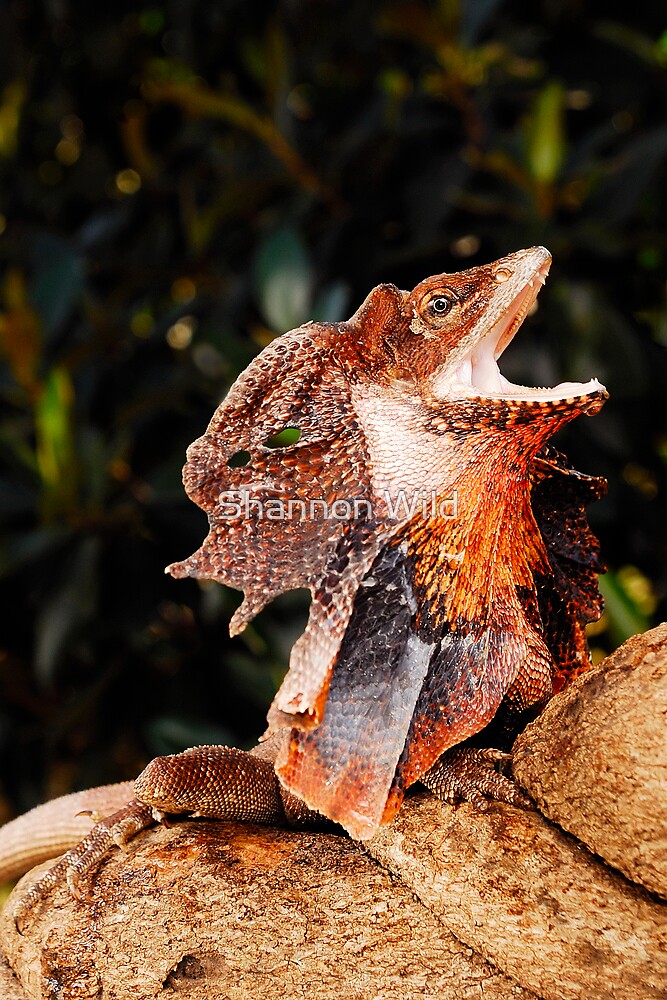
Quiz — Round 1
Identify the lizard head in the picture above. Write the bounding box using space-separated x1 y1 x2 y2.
402 246 607 414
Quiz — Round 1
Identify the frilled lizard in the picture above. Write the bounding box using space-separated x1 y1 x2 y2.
0 247 607 924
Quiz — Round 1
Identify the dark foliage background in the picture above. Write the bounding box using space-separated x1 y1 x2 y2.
0 0 665 817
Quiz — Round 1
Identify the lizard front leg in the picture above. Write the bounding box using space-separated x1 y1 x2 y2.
12 737 326 928
422 636 553 812
421 746 533 811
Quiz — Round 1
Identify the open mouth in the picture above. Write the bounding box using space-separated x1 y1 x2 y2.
452 258 606 403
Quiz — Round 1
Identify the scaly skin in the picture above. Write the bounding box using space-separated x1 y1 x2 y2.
4 740 529 928
1 248 607 926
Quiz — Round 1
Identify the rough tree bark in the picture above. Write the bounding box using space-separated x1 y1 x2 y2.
0 953 27 1000
513 622 667 899
1 625 666 1000
1 823 535 1000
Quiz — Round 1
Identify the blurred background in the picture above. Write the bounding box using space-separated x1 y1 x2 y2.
0 0 665 818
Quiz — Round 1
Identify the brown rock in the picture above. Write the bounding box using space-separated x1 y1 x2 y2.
367 792 667 1000
0 820 533 1000
0 951 28 999
513 622 667 898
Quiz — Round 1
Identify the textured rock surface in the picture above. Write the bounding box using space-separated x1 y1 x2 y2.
367 792 667 1000
0 953 27 999
0 820 533 1000
513 622 667 898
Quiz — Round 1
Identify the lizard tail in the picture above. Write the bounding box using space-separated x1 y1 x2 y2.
0 782 135 883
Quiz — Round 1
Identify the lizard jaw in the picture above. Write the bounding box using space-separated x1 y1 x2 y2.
445 257 606 405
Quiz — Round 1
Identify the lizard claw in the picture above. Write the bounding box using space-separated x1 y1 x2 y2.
14 799 155 931
421 747 533 812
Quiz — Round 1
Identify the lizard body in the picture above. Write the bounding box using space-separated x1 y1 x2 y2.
0 247 607 922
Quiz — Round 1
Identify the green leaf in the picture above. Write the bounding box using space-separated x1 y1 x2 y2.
459 0 504 45
598 571 650 649
254 226 313 333
525 81 566 184
263 427 301 448
0 525 71 578
226 653 282 709
34 537 99 686
29 234 85 339
139 8 165 36
35 366 77 519
311 281 349 323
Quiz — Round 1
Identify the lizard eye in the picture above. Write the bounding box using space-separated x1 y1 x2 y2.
429 295 453 316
